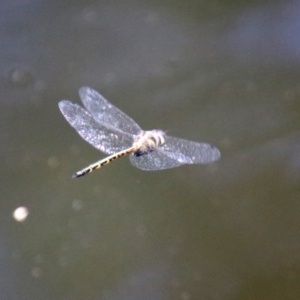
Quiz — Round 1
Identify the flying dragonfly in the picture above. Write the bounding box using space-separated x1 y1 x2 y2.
58 87 221 178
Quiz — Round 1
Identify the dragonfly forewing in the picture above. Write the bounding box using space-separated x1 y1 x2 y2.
79 87 142 136
59 100 133 154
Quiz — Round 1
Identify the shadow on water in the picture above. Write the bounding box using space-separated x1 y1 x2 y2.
1 0 300 299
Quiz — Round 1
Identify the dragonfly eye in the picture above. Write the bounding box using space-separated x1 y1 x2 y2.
134 148 154 157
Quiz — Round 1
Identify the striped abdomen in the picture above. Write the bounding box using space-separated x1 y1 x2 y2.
72 146 135 178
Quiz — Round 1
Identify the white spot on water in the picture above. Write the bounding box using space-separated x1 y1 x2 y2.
13 206 29 222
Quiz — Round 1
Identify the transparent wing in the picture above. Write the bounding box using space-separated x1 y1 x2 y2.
59 100 133 155
159 136 221 164
129 150 185 171
79 87 142 136
129 135 220 171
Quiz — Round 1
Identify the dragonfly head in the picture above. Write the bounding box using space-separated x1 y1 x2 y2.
133 129 165 156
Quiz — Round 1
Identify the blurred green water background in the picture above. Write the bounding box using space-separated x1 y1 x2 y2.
2 0 300 299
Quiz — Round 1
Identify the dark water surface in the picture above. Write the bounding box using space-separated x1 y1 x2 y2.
2 0 300 299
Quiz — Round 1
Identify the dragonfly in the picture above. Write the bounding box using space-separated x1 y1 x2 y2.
58 87 221 178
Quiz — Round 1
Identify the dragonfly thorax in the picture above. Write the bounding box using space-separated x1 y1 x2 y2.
133 130 165 157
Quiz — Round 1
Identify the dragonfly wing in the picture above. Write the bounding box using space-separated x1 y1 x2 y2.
79 87 142 136
129 150 185 171
159 136 221 164
59 100 133 154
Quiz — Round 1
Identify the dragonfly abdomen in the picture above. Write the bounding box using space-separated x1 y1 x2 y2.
72 147 135 178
